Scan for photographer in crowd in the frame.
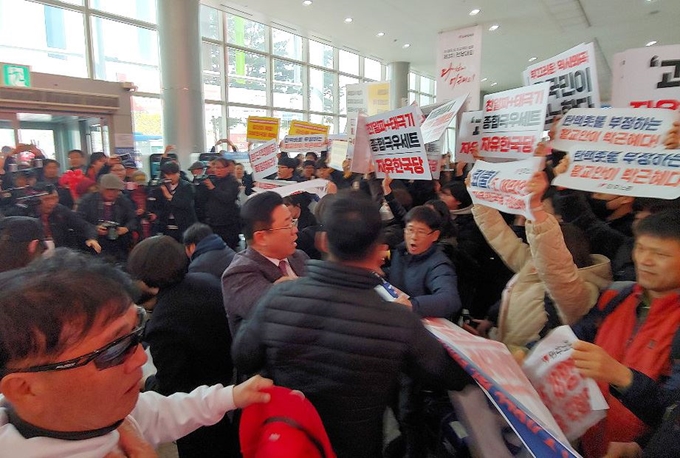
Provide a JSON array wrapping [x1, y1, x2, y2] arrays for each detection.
[[147, 161, 197, 242]]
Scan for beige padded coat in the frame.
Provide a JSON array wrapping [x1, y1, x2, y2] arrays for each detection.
[[472, 205, 612, 347]]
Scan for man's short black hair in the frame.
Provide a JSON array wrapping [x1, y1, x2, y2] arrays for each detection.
[[160, 161, 180, 175], [89, 152, 107, 165], [127, 236, 188, 288], [0, 249, 133, 375], [405, 206, 441, 231], [635, 209, 680, 243], [241, 191, 284, 241], [305, 152, 319, 161], [302, 160, 316, 168], [322, 191, 382, 261], [441, 182, 472, 208], [43, 159, 60, 168], [315, 159, 329, 170], [183, 223, 214, 246], [68, 149, 85, 158]]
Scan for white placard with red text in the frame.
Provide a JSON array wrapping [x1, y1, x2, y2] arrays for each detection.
[[611, 45, 680, 111], [248, 139, 279, 181], [421, 94, 468, 144], [366, 106, 432, 180], [468, 157, 544, 219], [436, 26, 482, 110], [523, 326, 608, 442], [456, 110, 482, 163], [481, 83, 550, 160], [523, 43, 601, 128], [426, 135, 446, 180], [552, 107, 679, 152], [281, 135, 327, 153]]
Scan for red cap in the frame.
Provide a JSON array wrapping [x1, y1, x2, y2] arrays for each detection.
[[240, 386, 336, 458]]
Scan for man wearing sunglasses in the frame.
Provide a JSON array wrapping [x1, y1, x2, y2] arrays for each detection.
[[0, 248, 272, 457]]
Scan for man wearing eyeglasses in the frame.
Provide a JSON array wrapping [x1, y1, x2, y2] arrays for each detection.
[[222, 191, 308, 337], [0, 249, 272, 457]]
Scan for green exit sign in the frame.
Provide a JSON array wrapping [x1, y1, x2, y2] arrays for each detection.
[[1, 63, 31, 88]]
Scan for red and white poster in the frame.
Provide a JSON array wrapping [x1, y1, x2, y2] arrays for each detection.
[[523, 43, 601, 128], [611, 44, 680, 111], [350, 113, 373, 174], [281, 134, 327, 153], [480, 83, 550, 160], [365, 106, 431, 180], [421, 94, 468, 144], [523, 326, 608, 441], [248, 139, 279, 181], [436, 25, 482, 110], [467, 157, 544, 219], [456, 110, 482, 163]]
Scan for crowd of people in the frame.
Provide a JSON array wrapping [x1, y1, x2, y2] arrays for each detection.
[[1, 126, 680, 458]]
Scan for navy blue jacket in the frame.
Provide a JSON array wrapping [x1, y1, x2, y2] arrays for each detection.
[[189, 234, 236, 279]]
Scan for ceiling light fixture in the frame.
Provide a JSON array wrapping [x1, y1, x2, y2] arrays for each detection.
[[402, 43, 411, 49], [481, 78, 488, 82], [469, 9, 480, 16], [646, 40, 657, 47], [302, 0, 312, 5], [344, 17, 353, 23], [490, 82, 497, 86], [376, 32, 385, 37], [489, 24, 499, 31], [529, 57, 537, 62]]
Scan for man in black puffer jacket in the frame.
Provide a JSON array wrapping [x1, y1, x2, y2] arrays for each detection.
[[183, 223, 236, 279], [233, 191, 472, 458]]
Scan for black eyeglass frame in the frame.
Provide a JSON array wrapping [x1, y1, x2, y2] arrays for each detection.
[[3, 306, 146, 375]]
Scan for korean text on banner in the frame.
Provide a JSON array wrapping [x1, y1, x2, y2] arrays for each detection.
[[523, 326, 608, 442], [611, 44, 680, 111], [281, 135, 327, 153], [456, 111, 482, 163], [552, 108, 678, 152], [246, 116, 280, 143], [426, 136, 446, 180], [436, 25, 482, 110], [288, 120, 330, 136], [346, 83, 367, 115], [421, 94, 468, 144], [523, 43, 601, 128], [248, 139, 279, 181], [468, 157, 544, 219], [480, 83, 550, 160], [367, 82, 391, 115], [424, 318, 580, 458], [329, 139, 349, 171], [366, 106, 432, 180]]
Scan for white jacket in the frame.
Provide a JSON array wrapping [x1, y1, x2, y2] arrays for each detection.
[[0, 384, 235, 458]]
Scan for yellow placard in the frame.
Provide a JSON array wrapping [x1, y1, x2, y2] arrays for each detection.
[[247, 116, 281, 142], [367, 82, 391, 116], [288, 120, 330, 136]]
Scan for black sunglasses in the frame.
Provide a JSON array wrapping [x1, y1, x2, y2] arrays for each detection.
[[4, 307, 146, 375]]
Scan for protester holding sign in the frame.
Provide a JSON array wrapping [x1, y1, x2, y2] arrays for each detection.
[[468, 171, 612, 347]]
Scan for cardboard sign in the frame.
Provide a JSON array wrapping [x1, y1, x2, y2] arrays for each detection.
[[523, 43, 601, 128], [611, 44, 680, 111], [456, 110, 483, 163], [552, 108, 679, 152], [426, 135, 446, 180], [436, 25, 482, 110], [288, 120, 330, 136], [329, 139, 349, 171], [481, 83, 550, 160], [248, 139, 279, 181], [523, 326, 608, 441], [468, 157, 544, 219], [281, 135, 327, 153], [421, 94, 468, 144], [346, 82, 391, 115], [424, 318, 579, 458], [247, 116, 280, 142], [366, 106, 432, 180]]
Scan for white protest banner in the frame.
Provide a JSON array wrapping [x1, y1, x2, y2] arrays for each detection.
[[252, 178, 293, 191], [350, 113, 373, 174], [481, 83, 550, 160], [523, 43, 600, 128], [424, 318, 579, 458], [346, 82, 391, 115], [248, 139, 279, 181], [366, 106, 431, 180], [468, 157, 544, 219], [552, 144, 680, 199], [263, 178, 330, 199], [329, 139, 349, 171], [456, 110, 482, 163], [421, 94, 468, 144], [426, 135, 446, 180], [523, 326, 608, 442], [552, 108, 679, 152], [611, 44, 680, 111], [281, 134, 327, 153], [436, 25, 482, 110]]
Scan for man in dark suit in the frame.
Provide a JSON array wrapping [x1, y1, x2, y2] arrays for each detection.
[[221, 191, 308, 336]]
